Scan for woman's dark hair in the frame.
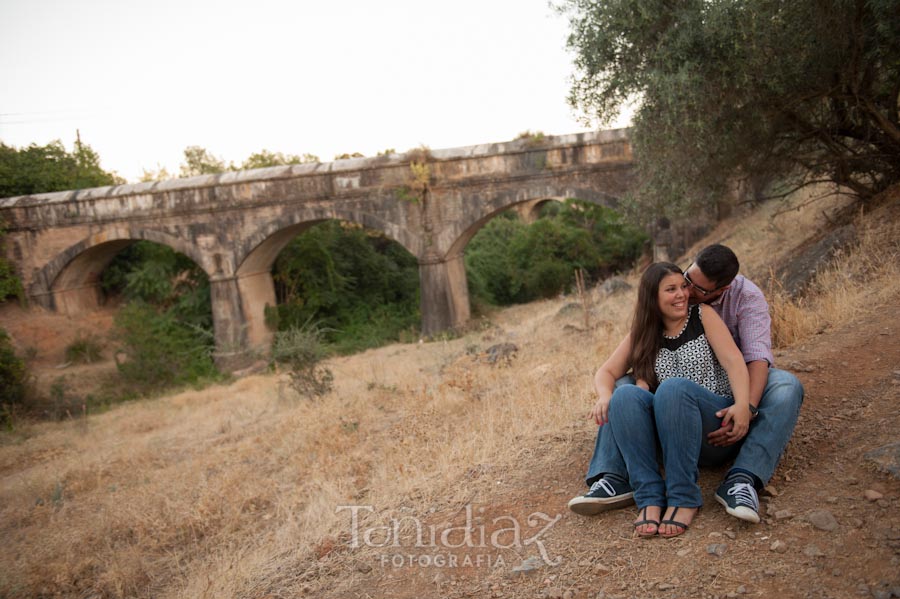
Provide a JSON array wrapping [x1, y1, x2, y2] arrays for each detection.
[[630, 262, 683, 389], [695, 244, 739, 288]]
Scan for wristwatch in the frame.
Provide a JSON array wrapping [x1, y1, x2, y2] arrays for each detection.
[[748, 404, 759, 418]]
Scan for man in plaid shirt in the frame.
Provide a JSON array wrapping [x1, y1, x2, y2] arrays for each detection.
[[569, 244, 804, 523]]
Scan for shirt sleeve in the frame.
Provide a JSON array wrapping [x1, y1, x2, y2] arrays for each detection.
[[735, 283, 775, 365]]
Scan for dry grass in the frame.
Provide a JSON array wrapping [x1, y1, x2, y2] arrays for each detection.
[[0, 186, 897, 598], [768, 215, 900, 347], [0, 307, 625, 597]]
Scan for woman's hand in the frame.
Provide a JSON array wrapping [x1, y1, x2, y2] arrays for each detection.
[[591, 333, 634, 427], [590, 395, 612, 426], [717, 403, 751, 441], [635, 379, 650, 391]]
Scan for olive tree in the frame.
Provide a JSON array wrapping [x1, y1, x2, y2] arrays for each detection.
[[559, 0, 900, 219]]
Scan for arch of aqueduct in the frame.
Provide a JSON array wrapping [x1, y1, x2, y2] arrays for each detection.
[[0, 128, 634, 370]]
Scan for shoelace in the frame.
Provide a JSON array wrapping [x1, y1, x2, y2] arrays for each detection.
[[727, 482, 759, 509], [589, 478, 617, 496]]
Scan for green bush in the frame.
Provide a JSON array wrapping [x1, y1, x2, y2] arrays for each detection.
[[0, 328, 26, 404], [102, 241, 212, 329], [272, 221, 420, 353], [523, 259, 573, 299], [0, 220, 23, 303], [465, 201, 646, 306], [464, 215, 524, 305], [100, 242, 218, 397], [328, 303, 421, 354], [65, 334, 103, 364], [113, 302, 218, 392], [0, 258, 22, 303]]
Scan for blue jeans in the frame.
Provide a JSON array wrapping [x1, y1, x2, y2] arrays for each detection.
[[602, 380, 728, 508], [605, 384, 665, 508], [584, 369, 804, 504]]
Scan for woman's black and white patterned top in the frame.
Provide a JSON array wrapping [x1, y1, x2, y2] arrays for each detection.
[[655, 304, 732, 397]]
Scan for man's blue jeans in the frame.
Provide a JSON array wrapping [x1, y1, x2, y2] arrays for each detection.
[[583, 369, 803, 506]]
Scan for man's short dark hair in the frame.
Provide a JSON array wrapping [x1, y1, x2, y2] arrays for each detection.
[[695, 244, 739, 287]]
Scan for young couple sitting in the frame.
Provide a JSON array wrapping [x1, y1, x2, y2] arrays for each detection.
[[568, 245, 803, 537]]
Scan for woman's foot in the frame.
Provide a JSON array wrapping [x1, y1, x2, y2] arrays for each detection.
[[659, 506, 698, 538], [633, 505, 662, 537]]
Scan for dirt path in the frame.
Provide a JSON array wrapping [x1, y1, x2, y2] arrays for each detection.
[[323, 297, 900, 599]]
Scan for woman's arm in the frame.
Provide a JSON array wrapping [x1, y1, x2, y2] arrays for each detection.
[[590, 333, 633, 426], [701, 306, 752, 440]]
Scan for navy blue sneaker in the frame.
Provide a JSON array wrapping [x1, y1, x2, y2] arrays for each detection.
[[715, 478, 761, 523], [567, 476, 635, 516]]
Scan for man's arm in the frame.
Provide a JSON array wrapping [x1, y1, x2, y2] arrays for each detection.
[[708, 359, 768, 447], [747, 360, 769, 408], [708, 277, 773, 447], [731, 278, 775, 367]]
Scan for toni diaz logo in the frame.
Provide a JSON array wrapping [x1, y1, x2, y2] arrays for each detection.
[[336, 504, 562, 567]]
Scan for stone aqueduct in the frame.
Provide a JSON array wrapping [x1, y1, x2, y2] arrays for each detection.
[[0, 128, 634, 370]]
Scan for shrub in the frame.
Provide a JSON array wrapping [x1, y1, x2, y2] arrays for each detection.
[[0, 328, 26, 404], [272, 221, 419, 352], [0, 219, 23, 303], [464, 215, 525, 305], [113, 302, 218, 392], [102, 241, 211, 324], [271, 324, 334, 398], [65, 334, 104, 364], [523, 259, 573, 299], [102, 242, 217, 397]]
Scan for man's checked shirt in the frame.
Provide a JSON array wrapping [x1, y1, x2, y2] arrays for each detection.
[[707, 274, 775, 366]]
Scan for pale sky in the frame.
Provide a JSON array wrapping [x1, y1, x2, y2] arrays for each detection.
[[0, 0, 630, 184]]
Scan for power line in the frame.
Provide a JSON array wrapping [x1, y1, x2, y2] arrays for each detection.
[[0, 108, 97, 116]]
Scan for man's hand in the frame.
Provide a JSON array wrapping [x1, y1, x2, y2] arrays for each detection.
[[708, 405, 754, 446], [707, 421, 739, 447]]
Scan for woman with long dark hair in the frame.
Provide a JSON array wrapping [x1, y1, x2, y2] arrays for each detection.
[[586, 262, 751, 537]]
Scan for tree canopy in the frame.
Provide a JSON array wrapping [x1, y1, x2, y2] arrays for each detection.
[[178, 146, 229, 178], [0, 137, 121, 303], [560, 0, 900, 217], [141, 148, 321, 181], [166, 146, 321, 179], [0, 138, 123, 198], [241, 149, 320, 170]]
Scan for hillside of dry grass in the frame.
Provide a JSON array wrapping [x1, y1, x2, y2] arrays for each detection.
[[1, 186, 898, 598]]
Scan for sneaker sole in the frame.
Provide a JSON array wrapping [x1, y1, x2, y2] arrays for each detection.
[[715, 494, 761, 524], [567, 493, 635, 516]]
